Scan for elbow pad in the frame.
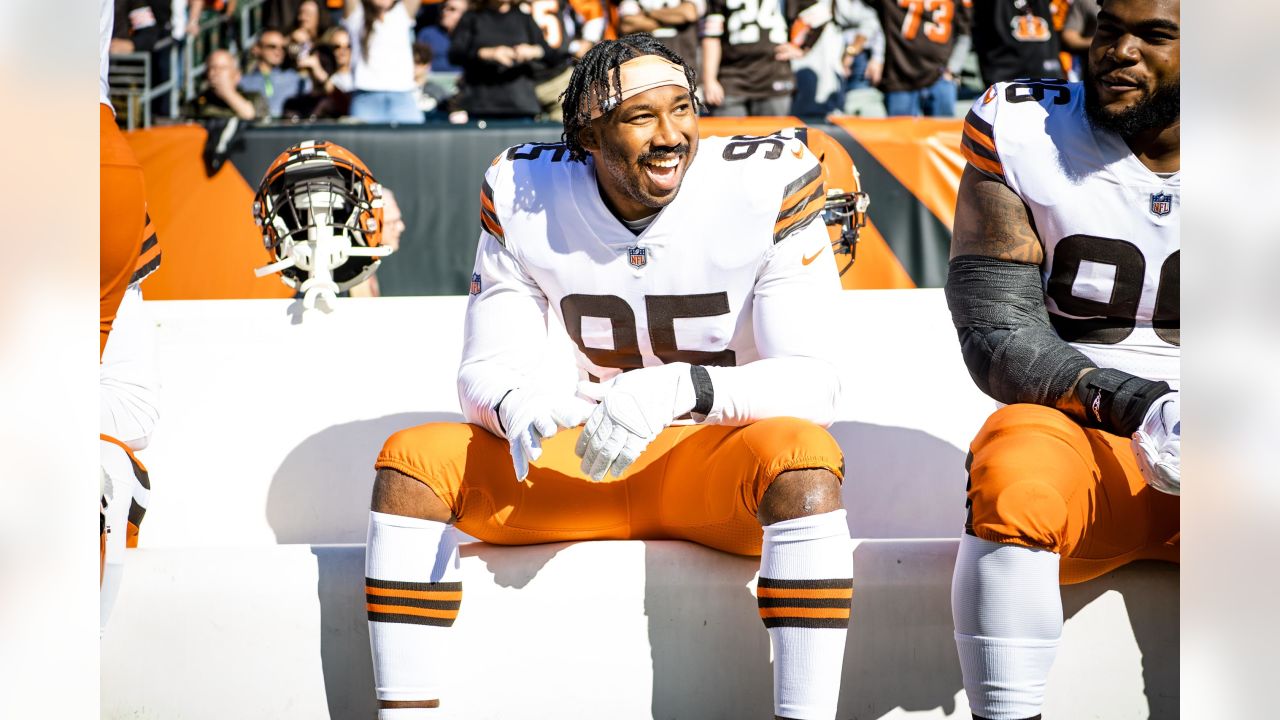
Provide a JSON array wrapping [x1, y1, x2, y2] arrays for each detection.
[[945, 255, 1096, 407]]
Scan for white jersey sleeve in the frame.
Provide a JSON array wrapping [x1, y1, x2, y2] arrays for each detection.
[[457, 156, 551, 438], [700, 141, 843, 426]]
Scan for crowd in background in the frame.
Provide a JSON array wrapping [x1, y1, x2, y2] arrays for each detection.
[[112, 0, 1100, 125]]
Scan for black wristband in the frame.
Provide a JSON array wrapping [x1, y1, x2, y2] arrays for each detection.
[[690, 365, 714, 416], [1075, 368, 1170, 437], [494, 388, 515, 434]]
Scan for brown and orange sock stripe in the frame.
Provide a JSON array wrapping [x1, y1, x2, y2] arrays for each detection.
[[756, 577, 853, 629], [366, 579, 462, 627]]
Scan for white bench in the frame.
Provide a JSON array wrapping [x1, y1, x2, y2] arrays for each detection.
[[101, 291, 1178, 719]]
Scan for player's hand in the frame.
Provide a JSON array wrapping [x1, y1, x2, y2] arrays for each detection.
[[703, 78, 725, 107], [498, 388, 594, 482], [1131, 391, 1180, 495], [575, 363, 695, 481]]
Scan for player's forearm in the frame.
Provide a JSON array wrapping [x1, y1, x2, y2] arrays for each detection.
[[457, 362, 520, 438], [945, 256, 1169, 436], [700, 356, 841, 427]]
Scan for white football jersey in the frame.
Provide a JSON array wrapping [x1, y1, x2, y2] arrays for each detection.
[[459, 131, 842, 431], [962, 80, 1179, 388]]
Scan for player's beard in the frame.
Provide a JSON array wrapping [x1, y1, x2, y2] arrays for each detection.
[[598, 139, 691, 211], [1085, 72, 1180, 138]]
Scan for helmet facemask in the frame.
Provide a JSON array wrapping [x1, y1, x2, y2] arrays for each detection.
[[254, 142, 392, 311], [822, 188, 870, 277]]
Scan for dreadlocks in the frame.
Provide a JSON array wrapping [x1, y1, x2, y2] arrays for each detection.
[[560, 34, 701, 163]]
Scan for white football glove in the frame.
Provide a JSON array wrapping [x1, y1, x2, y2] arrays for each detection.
[[498, 388, 595, 482], [575, 363, 696, 481], [1131, 391, 1180, 496]]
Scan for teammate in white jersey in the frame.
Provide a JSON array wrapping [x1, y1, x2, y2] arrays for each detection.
[[943, 1, 1180, 718], [366, 34, 854, 720]]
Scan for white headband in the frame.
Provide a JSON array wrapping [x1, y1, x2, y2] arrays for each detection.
[[590, 55, 691, 119]]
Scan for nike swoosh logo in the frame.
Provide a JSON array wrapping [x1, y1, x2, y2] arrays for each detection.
[[791, 146, 804, 159], [802, 249, 823, 265]]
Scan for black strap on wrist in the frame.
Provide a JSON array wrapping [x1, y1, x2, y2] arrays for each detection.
[[1074, 368, 1170, 437], [690, 365, 714, 416], [494, 388, 515, 434]]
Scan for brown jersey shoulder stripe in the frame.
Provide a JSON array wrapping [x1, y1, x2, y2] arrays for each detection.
[[480, 179, 506, 244], [782, 163, 822, 200], [961, 113, 1004, 179], [961, 143, 1005, 180], [777, 180, 826, 224], [963, 110, 996, 146], [774, 166, 826, 244], [773, 203, 824, 245]]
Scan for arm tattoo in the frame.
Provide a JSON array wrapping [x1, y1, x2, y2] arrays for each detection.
[[950, 167, 1044, 265]]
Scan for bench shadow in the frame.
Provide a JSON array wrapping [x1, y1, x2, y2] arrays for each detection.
[[644, 542, 772, 719], [1061, 560, 1180, 719], [826, 421, 970, 539], [266, 412, 463, 545], [272, 413, 568, 720]]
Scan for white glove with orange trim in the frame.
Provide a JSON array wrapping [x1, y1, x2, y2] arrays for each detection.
[[1131, 391, 1180, 496], [575, 363, 696, 481], [497, 388, 594, 482]]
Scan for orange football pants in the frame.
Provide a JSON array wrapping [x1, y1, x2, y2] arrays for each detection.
[[100, 103, 147, 359], [377, 417, 845, 557], [967, 404, 1179, 585]]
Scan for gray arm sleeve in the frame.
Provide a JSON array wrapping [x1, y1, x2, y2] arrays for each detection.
[[944, 255, 1097, 406]]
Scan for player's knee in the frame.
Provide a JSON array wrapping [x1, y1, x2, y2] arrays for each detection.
[[373, 424, 471, 521], [966, 404, 1087, 552], [759, 467, 843, 526], [968, 443, 1073, 553], [744, 418, 845, 525], [968, 476, 1068, 552], [371, 467, 454, 522]]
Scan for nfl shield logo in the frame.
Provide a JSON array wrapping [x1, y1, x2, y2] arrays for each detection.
[[628, 246, 648, 268], [1149, 192, 1172, 217], [469, 273, 482, 295]]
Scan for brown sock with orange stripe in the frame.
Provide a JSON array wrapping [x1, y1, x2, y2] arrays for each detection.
[[366, 511, 462, 718], [758, 509, 853, 720]]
